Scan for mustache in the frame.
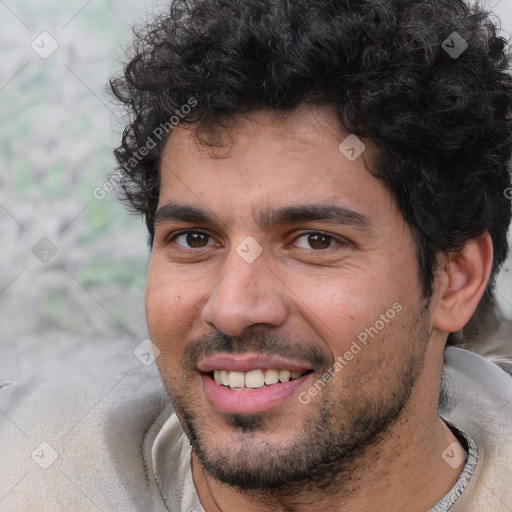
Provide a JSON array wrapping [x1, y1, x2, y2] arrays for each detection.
[[181, 331, 332, 370]]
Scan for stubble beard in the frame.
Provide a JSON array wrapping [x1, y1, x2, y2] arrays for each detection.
[[160, 307, 431, 499]]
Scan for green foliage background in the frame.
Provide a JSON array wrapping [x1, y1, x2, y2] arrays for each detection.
[[0, 1, 156, 343]]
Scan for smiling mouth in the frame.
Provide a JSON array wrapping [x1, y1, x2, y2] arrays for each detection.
[[208, 369, 314, 391]]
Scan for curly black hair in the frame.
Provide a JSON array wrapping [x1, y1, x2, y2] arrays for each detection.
[[110, 0, 512, 302]]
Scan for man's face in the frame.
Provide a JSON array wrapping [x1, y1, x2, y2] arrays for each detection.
[[146, 107, 432, 491]]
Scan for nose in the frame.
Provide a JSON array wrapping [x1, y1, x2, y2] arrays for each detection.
[[201, 246, 289, 337]]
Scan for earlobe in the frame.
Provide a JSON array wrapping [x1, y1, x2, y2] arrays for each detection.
[[432, 233, 493, 333]]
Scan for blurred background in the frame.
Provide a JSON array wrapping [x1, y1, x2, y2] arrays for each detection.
[[0, 0, 511, 373], [0, 1, 160, 361]]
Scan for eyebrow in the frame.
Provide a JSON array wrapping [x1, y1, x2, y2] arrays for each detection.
[[257, 204, 372, 232], [155, 203, 216, 226], [154, 202, 373, 233]]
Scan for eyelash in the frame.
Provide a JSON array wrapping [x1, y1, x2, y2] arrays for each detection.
[[166, 229, 348, 253]]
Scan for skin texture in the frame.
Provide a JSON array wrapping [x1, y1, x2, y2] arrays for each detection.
[[145, 106, 493, 511]]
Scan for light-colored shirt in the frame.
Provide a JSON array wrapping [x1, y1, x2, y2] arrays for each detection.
[[1, 345, 511, 511]]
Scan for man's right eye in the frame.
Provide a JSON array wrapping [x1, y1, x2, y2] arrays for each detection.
[[170, 230, 218, 250]]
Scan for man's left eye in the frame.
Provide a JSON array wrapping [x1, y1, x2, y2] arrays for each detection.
[[292, 232, 343, 250]]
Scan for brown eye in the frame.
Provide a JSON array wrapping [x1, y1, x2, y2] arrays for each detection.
[[293, 232, 337, 250], [173, 231, 215, 249], [308, 234, 332, 249]]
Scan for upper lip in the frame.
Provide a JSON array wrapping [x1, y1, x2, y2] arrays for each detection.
[[197, 354, 313, 373]]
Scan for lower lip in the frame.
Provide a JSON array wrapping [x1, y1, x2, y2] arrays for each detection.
[[201, 373, 314, 414]]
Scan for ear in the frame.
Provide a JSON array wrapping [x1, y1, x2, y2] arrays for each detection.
[[431, 233, 493, 333]]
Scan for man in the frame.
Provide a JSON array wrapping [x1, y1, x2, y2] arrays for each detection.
[[110, 0, 512, 509], [1, 0, 512, 511]]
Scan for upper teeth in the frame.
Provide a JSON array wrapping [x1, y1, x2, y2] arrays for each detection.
[[213, 369, 304, 389]]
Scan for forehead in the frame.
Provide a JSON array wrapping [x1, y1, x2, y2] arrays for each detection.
[[157, 106, 394, 226]]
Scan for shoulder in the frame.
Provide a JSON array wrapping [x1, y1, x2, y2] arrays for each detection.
[[441, 347, 512, 511], [441, 346, 512, 437], [0, 332, 170, 512], [443, 345, 512, 396]]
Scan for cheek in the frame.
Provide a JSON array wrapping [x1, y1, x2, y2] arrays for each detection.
[[288, 268, 379, 321], [145, 264, 200, 354], [286, 265, 414, 357]]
